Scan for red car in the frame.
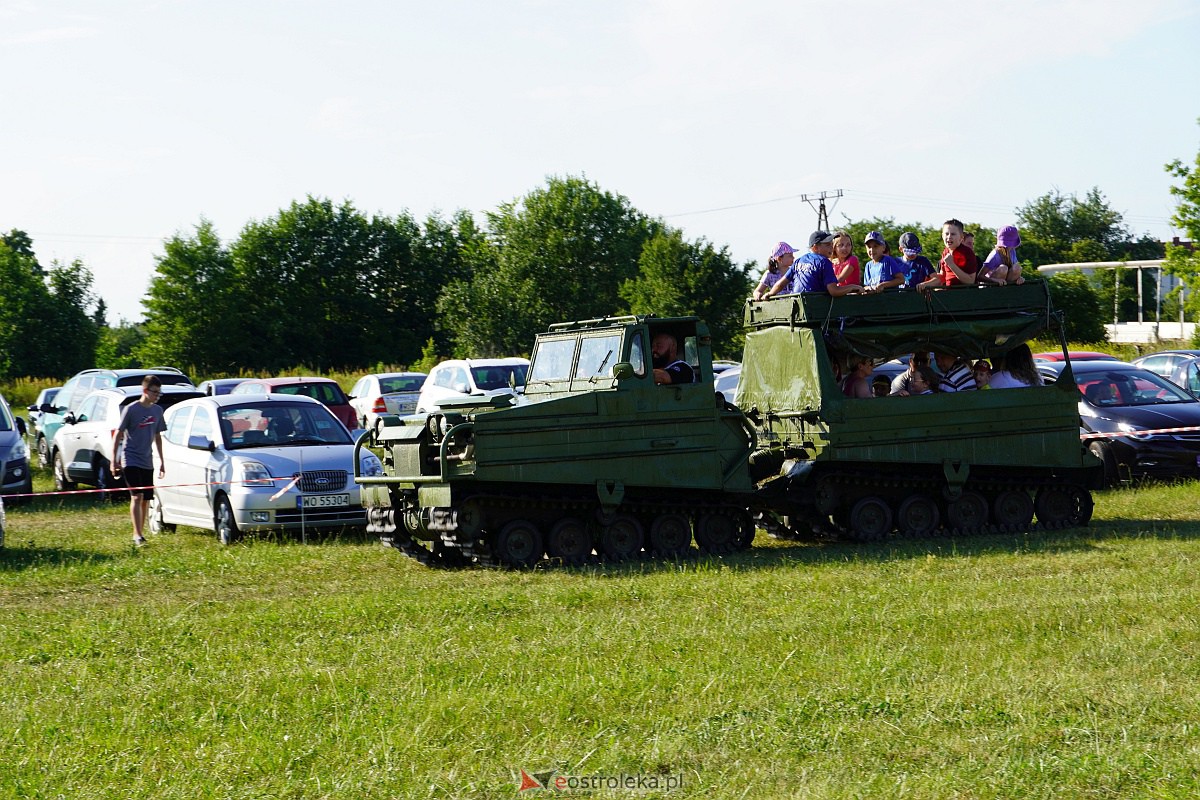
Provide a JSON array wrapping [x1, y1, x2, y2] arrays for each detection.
[[230, 377, 357, 430], [1032, 351, 1122, 363]]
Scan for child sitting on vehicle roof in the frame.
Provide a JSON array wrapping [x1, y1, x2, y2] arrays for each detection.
[[861, 231, 907, 293], [978, 226, 1024, 286]]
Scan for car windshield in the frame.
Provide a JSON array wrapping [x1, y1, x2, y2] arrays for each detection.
[[1077, 369, 1195, 407], [272, 382, 349, 405], [379, 376, 424, 393], [471, 364, 528, 390], [219, 403, 353, 449]]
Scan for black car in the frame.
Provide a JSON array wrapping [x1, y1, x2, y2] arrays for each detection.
[[1130, 349, 1200, 399], [1037, 360, 1200, 485]]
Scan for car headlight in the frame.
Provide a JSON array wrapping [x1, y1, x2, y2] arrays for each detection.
[[359, 452, 384, 477], [4, 437, 28, 462], [239, 460, 275, 487], [1118, 422, 1155, 441]]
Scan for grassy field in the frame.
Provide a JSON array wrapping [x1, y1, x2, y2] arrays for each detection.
[[2, 473, 1200, 799]]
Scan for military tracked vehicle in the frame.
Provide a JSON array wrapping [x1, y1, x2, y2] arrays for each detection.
[[356, 281, 1098, 567], [356, 316, 758, 567], [740, 281, 1098, 541]]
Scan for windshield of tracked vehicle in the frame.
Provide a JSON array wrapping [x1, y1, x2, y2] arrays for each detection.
[[471, 364, 528, 390], [219, 402, 353, 449], [529, 338, 576, 382], [575, 334, 621, 379]]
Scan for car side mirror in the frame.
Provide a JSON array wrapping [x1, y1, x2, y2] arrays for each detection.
[[612, 362, 635, 380], [15, 417, 27, 437], [187, 434, 215, 452], [453, 382, 470, 394], [64, 413, 77, 425]]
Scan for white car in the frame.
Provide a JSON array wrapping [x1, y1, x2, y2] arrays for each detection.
[[416, 358, 529, 413], [150, 394, 383, 544], [348, 372, 426, 430]]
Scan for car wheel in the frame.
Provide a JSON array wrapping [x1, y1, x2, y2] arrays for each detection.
[[214, 495, 241, 546], [37, 436, 49, 469], [149, 494, 176, 534], [53, 451, 77, 492]]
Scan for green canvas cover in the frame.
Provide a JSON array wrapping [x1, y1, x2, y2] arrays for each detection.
[[737, 326, 827, 414]]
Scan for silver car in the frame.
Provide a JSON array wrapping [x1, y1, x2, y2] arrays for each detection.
[[150, 394, 383, 544], [348, 372, 426, 430]]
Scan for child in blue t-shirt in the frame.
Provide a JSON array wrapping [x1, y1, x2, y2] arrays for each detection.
[[861, 231, 906, 293]]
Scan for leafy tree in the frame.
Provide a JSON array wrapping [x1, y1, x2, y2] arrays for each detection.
[[443, 176, 655, 356], [45, 260, 101, 375], [138, 220, 240, 372], [95, 321, 147, 369], [1015, 187, 1163, 266], [0, 241, 50, 378], [1047, 270, 1107, 343], [620, 229, 752, 357], [1, 229, 41, 273], [1164, 121, 1200, 325]]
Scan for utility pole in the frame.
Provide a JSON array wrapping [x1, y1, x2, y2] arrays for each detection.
[[800, 190, 843, 231]]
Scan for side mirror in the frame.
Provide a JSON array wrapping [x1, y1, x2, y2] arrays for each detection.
[[187, 434, 215, 452], [612, 362, 635, 380], [64, 413, 77, 425], [453, 382, 471, 394], [15, 417, 27, 437], [41, 403, 54, 413]]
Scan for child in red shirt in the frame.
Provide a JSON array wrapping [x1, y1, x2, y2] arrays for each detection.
[[919, 218, 978, 291]]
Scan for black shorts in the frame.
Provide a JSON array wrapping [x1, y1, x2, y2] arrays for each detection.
[[122, 466, 155, 500]]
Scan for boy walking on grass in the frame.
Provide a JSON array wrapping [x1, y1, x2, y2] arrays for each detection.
[[112, 375, 166, 547]]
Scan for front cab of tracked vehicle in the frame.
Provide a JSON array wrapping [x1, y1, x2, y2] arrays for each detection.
[[356, 316, 758, 565]]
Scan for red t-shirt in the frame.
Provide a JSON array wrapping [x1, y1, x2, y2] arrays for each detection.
[[938, 245, 978, 286]]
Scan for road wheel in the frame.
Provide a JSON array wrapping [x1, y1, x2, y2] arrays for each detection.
[[37, 436, 50, 469], [214, 495, 241, 545], [649, 512, 692, 557], [946, 490, 988, 533], [993, 490, 1034, 528], [1087, 441, 1119, 487], [149, 494, 176, 534], [53, 451, 77, 492], [896, 495, 940, 538], [494, 519, 544, 568], [546, 517, 592, 566], [848, 496, 892, 541], [695, 511, 738, 554], [599, 514, 644, 561], [1035, 485, 1094, 527]]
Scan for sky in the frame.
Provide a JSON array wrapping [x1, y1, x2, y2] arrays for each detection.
[[2, 0, 1198, 324]]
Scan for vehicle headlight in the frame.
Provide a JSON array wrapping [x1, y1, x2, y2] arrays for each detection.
[[239, 460, 275, 487], [359, 452, 384, 477], [4, 437, 28, 462], [1118, 422, 1155, 441]]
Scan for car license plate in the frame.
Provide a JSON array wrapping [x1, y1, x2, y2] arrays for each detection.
[[299, 493, 350, 509]]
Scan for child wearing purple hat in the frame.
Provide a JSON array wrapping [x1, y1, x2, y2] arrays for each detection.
[[979, 226, 1023, 285], [752, 242, 796, 300]]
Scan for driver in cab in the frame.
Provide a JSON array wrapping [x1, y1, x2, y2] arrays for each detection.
[[651, 332, 697, 385]]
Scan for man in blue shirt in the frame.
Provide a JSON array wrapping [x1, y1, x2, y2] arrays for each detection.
[[766, 231, 862, 298]]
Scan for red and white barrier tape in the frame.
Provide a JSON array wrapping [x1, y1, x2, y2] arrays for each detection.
[[0, 475, 301, 502]]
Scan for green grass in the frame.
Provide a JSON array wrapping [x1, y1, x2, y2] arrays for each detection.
[[3, 475, 1200, 799]]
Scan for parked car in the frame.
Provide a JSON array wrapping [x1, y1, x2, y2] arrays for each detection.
[[230, 377, 357, 430], [712, 360, 740, 375], [416, 358, 529, 413], [150, 394, 383, 544], [715, 365, 741, 404], [26, 386, 60, 436], [1038, 360, 1200, 485], [197, 378, 246, 396], [1033, 350, 1121, 363], [34, 367, 194, 469], [348, 372, 427, 430], [1131, 350, 1200, 398], [49, 385, 205, 493], [1, 392, 32, 501]]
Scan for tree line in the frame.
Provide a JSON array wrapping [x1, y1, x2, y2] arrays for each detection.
[[2, 166, 1196, 382]]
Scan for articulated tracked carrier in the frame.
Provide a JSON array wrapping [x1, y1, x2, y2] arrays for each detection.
[[356, 281, 1098, 566]]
